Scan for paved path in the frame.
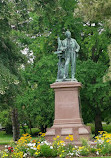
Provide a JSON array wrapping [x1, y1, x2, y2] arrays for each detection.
[[0, 145, 5, 150]]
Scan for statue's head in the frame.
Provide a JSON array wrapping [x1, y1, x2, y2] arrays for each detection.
[[65, 30, 71, 39]]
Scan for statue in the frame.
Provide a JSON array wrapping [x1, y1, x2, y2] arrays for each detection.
[[55, 30, 80, 82]]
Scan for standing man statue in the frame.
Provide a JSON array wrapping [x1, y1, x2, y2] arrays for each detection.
[[55, 30, 80, 81], [62, 30, 80, 81]]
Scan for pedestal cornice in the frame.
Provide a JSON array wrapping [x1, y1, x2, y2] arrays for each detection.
[[50, 81, 82, 89]]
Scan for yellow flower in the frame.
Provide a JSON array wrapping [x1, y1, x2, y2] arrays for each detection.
[[70, 137, 74, 141], [41, 133, 45, 137], [56, 135, 60, 138], [37, 144, 40, 150], [69, 135, 74, 141], [35, 151, 40, 156], [79, 146, 84, 150], [57, 142, 60, 146], [12, 151, 23, 158], [65, 136, 69, 140], [106, 139, 110, 143], [2, 152, 8, 158], [60, 140, 64, 144], [39, 132, 42, 135], [17, 133, 31, 145]]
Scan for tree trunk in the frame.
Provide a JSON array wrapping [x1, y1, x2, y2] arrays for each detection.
[[95, 107, 103, 136], [40, 125, 47, 133], [28, 118, 32, 135], [11, 108, 20, 141]]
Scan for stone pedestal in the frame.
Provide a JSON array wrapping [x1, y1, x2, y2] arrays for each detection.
[[45, 81, 91, 143]]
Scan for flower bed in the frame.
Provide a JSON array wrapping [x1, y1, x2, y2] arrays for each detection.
[[1, 131, 111, 158]]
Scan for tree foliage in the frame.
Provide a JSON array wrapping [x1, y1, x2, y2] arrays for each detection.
[[75, 0, 111, 28]]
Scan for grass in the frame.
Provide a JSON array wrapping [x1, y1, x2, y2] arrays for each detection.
[[0, 129, 40, 145], [87, 123, 111, 134], [20, 127, 40, 136], [0, 131, 13, 145]]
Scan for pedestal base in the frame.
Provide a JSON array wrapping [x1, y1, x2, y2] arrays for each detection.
[[45, 81, 91, 143], [46, 124, 91, 143]]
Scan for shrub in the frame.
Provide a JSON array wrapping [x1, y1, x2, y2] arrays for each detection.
[[40, 144, 57, 157]]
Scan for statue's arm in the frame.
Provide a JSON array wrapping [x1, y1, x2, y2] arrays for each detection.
[[75, 40, 80, 53]]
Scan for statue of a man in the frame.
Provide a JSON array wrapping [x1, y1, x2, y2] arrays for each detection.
[[62, 30, 80, 80], [55, 30, 80, 81]]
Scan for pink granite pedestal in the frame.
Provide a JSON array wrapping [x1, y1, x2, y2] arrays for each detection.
[[45, 81, 91, 143]]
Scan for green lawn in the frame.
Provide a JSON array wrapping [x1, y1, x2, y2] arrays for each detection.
[[0, 131, 39, 145], [0, 131, 13, 145], [87, 123, 111, 134]]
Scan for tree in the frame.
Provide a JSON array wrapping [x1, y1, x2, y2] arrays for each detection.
[[75, 0, 111, 28], [76, 60, 111, 135], [15, 0, 84, 132], [75, 0, 111, 79], [16, 55, 57, 132], [0, 0, 31, 140], [74, 0, 111, 135]]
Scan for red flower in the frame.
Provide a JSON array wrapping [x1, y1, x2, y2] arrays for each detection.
[[8, 147, 12, 150], [8, 147, 13, 151], [32, 140, 36, 143]]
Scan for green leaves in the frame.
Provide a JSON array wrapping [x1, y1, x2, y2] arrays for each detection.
[[75, 0, 111, 25], [76, 59, 110, 123]]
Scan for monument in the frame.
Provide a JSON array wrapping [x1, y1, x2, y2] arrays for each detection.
[[45, 30, 91, 143]]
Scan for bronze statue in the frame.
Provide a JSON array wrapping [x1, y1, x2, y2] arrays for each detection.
[[55, 30, 80, 82]]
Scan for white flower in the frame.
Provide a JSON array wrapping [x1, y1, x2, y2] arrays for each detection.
[[50, 146, 53, 149], [41, 140, 51, 145], [32, 143, 36, 146], [4, 149, 8, 152], [96, 151, 99, 155], [23, 153, 27, 157], [97, 139, 104, 144], [30, 147, 37, 150], [27, 143, 33, 147], [67, 152, 74, 156], [75, 151, 80, 157]]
